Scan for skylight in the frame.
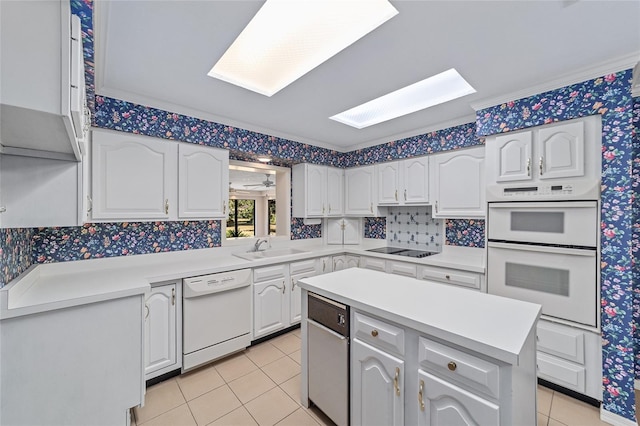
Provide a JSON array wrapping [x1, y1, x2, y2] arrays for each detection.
[[208, 0, 398, 97], [330, 68, 477, 129]]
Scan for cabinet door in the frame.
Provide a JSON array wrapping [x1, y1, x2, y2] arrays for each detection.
[[327, 167, 344, 216], [361, 256, 386, 272], [178, 143, 229, 218], [92, 131, 176, 220], [343, 218, 361, 244], [327, 219, 344, 245], [332, 255, 346, 271], [493, 131, 533, 182], [352, 339, 404, 426], [432, 147, 485, 218], [537, 120, 584, 180], [403, 157, 429, 204], [306, 164, 327, 217], [320, 256, 333, 274], [144, 284, 177, 378], [254, 279, 287, 338], [418, 370, 499, 426], [377, 162, 400, 205], [290, 272, 317, 324], [345, 166, 375, 215], [346, 255, 360, 268]]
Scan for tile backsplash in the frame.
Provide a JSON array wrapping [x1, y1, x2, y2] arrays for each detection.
[[386, 206, 442, 252]]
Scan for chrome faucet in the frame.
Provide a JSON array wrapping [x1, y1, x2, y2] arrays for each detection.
[[254, 238, 269, 252]]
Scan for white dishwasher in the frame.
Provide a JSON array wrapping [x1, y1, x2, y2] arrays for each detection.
[[183, 269, 252, 371]]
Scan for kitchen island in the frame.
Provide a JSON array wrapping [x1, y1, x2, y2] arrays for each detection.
[[298, 268, 541, 426]]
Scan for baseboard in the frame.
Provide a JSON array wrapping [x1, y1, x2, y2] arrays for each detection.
[[600, 408, 637, 426]]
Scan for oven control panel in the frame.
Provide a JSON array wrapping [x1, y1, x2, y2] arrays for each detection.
[[486, 179, 600, 201]]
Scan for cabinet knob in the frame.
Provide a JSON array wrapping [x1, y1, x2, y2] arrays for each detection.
[[371, 329, 379, 337], [447, 361, 457, 371], [526, 157, 531, 177], [171, 288, 175, 305], [539, 157, 544, 176], [445, 275, 451, 280]]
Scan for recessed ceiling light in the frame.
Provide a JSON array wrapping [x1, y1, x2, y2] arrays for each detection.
[[329, 68, 477, 129], [208, 0, 398, 96], [257, 156, 271, 163]]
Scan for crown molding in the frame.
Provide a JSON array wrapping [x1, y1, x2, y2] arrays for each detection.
[[632, 61, 640, 98], [471, 52, 640, 111]]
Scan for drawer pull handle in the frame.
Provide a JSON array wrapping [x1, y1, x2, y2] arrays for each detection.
[[394, 367, 400, 396], [445, 275, 451, 280], [418, 379, 425, 411], [144, 304, 149, 319], [447, 361, 457, 371], [371, 329, 379, 337]]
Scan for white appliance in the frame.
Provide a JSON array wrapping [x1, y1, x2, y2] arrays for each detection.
[[487, 201, 598, 327], [183, 269, 252, 371]]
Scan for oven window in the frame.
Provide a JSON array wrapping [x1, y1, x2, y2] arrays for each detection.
[[510, 211, 564, 233], [505, 263, 569, 296]]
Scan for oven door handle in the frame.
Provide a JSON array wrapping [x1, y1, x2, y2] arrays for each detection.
[[487, 241, 596, 257]]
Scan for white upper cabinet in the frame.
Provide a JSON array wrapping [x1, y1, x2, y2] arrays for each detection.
[[92, 131, 176, 220], [487, 118, 590, 185], [538, 120, 585, 180], [493, 131, 533, 182], [92, 130, 228, 222], [292, 164, 343, 218], [431, 146, 485, 218], [0, 1, 88, 160], [326, 166, 344, 216], [344, 165, 378, 216], [178, 143, 229, 219], [377, 156, 429, 205]]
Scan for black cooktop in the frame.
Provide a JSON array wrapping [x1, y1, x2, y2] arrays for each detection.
[[366, 247, 437, 259]]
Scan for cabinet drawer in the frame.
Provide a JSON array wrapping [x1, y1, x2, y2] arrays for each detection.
[[537, 352, 586, 394], [360, 256, 386, 272], [418, 337, 500, 399], [253, 264, 288, 283], [418, 266, 481, 290], [353, 311, 404, 356], [386, 261, 417, 278], [290, 258, 319, 276], [536, 321, 585, 364]]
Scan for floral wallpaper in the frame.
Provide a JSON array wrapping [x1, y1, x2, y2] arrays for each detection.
[[477, 70, 637, 422], [31, 221, 220, 263], [340, 122, 481, 167], [445, 219, 485, 248], [364, 217, 386, 239], [0, 229, 33, 287], [633, 97, 639, 381]]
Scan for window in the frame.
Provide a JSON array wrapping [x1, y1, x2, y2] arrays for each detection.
[[226, 161, 290, 242], [226, 199, 256, 238]]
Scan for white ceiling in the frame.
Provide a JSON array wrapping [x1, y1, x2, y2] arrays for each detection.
[[95, 1, 640, 152]]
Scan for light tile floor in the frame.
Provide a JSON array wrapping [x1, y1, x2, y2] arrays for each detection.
[[134, 328, 628, 426]]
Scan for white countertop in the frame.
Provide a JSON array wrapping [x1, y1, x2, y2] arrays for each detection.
[[298, 268, 540, 365], [0, 240, 485, 320]]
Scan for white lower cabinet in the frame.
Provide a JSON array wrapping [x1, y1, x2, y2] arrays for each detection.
[[319, 256, 333, 274], [418, 370, 499, 426], [350, 310, 535, 426], [360, 256, 386, 272], [351, 338, 405, 426], [386, 260, 417, 278], [290, 258, 322, 324], [254, 264, 290, 339], [418, 265, 484, 291], [332, 255, 360, 271], [144, 282, 181, 380], [535, 319, 602, 400]]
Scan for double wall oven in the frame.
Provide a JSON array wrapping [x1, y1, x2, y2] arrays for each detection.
[[487, 200, 598, 327]]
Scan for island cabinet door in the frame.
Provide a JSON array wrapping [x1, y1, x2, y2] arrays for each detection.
[[352, 339, 404, 426], [417, 370, 499, 426]]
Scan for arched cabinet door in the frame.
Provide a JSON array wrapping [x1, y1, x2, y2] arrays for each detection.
[[537, 120, 584, 180], [493, 131, 533, 183], [351, 339, 404, 426]]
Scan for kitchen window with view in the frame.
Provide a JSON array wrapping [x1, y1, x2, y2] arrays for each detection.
[[226, 161, 289, 240]]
